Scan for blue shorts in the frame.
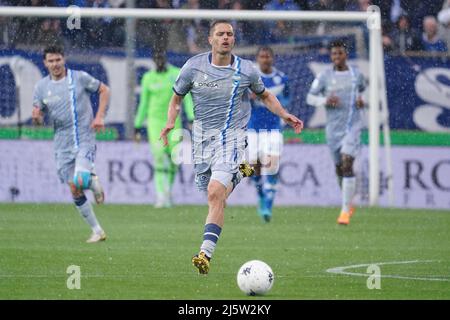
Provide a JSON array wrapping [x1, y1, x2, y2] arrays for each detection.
[[55, 145, 96, 184]]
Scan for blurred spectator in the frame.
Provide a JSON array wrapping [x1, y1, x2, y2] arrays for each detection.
[[229, 1, 250, 45], [389, 14, 422, 53], [311, 0, 348, 36], [8, 0, 58, 47], [180, 0, 209, 53], [311, 0, 346, 11], [84, 0, 125, 48], [53, 0, 87, 5], [36, 18, 63, 46], [217, 0, 232, 8], [355, 0, 371, 11], [136, 0, 173, 53], [438, 0, 450, 52], [263, 0, 300, 43], [421, 15, 448, 52]]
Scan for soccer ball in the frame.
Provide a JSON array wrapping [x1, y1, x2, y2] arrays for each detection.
[[236, 260, 274, 296]]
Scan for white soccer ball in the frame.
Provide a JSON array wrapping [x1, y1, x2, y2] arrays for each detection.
[[237, 260, 274, 296]]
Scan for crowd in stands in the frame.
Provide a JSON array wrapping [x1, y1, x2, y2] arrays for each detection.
[[0, 0, 449, 55]]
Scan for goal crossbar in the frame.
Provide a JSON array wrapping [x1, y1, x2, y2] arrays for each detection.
[[0, 7, 372, 21]]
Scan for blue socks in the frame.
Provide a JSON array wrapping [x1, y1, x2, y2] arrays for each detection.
[[200, 223, 222, 259], [263, 174, 278, 211]]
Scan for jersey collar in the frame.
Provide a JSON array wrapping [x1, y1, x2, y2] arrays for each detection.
[[208, 52, 236, 68]]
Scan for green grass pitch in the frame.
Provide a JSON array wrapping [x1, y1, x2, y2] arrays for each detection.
[[0, 203, 449, 299]]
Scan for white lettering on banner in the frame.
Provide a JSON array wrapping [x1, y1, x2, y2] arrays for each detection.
[[414, 67, 450, 132], [0, 141, 449, 209]]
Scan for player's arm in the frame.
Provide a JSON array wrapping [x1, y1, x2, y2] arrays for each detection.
[[32, 83, 45, 126], [356, 72, 367, 109], [162, 60, 193, 143], [306, 74, 327, 108], [306, 73, 335, 108], [183, 92, 195, 123], [160, 93, 183, 146], [32, 106, 44, 126], [258, 90, 303, 134], [91, 83, 110, 132], [134, 74, 151, 141]]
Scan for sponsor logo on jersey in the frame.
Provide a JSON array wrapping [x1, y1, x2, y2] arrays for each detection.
[[193, 81, 219, 88]]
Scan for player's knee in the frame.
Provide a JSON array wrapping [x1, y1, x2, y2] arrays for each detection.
[[73, 171, 91, 190], [69, 183, 84, 198], [261, 155, 279, 175], [335, 165, 343, 178], [207, 183, 226, 205], [73, 194, 87, 207], [341, 154, 355, 177]]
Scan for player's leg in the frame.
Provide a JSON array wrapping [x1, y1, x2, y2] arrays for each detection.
[[259, 130, 283, 222], [165, 131, 183, 207], [248, 130, 265, 214], [192, 170, 236, 274], [340, 153, 356, 215], [71, 148, 107, 241], [150, 141, 170, 208], [69, 182, 106, 243], [337, 128, 361, 225], [335, 164, 343, 189], [73, 146, 104, 204]]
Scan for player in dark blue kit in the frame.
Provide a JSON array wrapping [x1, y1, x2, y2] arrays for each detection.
[[247, 46, 290, 222]]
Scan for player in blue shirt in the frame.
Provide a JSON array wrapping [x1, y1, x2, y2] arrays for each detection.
[[247, 46, 290, 222]]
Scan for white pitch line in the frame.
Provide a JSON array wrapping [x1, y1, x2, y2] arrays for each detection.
[[326, 260, 450, 282]]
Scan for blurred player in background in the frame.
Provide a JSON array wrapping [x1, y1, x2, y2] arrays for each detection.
[[134, 51, 194, 208], [248, 46, 290, 222], [161, 21, 303, 274], [32, 45, 110, 242], [306, 40, 366, 225]]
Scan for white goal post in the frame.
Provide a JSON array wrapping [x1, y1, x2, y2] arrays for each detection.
[[0, 6, 392, 207]]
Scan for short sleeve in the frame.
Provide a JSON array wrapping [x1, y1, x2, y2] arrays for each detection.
[[79, 71, 101, 93], [308, 72, 326, 95], [249, 64, 265, 95], [173, 60, 193, 96]]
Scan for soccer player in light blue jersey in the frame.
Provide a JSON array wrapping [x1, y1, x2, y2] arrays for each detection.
[[160, 21, 303, 274], [32, 45, 110, 243], [248, 46, 290, 222], [307, 40, 367, 225]]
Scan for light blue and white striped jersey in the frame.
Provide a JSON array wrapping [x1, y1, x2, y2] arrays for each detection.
[[173, 52, 265, 145], [33, 69, 100, 154], [248, 66, 290, 131], [308, 66, 366, 147]]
